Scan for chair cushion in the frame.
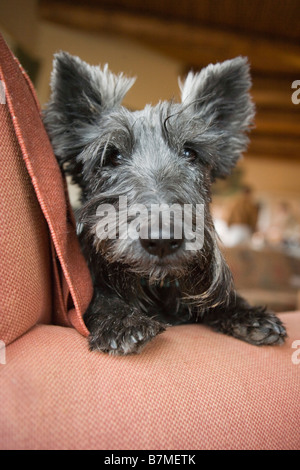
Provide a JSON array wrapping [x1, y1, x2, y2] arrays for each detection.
[[0, 34, 93, 344], [0, 83, 52, 345], [0, 312, 299, 450]]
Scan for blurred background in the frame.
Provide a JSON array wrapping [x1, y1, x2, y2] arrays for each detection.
[[1, 0, 300, 311]]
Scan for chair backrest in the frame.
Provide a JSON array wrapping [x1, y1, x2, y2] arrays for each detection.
[[0, 34, 93, 345]]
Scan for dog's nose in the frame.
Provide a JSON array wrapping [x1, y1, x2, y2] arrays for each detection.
[[140, 236, 183, 257]]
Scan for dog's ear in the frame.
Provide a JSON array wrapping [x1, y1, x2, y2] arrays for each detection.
[[43, 52, 135, 166], [179, 57, 255, 179]]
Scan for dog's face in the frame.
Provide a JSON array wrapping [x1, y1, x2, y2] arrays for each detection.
[[44, 53, 254, 282]]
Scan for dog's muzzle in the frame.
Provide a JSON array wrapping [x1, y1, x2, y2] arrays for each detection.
[[139, 222, 183, 258], [140, 235, 183, 258]]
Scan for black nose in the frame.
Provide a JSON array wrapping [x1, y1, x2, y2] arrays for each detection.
[[140, 236, 183, 257]]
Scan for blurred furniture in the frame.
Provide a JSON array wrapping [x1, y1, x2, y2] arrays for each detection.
[[223, 246, 300, 312], [1, 35, 300, 451]]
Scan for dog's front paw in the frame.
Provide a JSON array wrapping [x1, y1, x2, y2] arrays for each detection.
[[88, 308, 166, 355], [233, 313, 287, 346]]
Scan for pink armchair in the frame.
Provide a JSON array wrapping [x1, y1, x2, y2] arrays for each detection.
[[0, 35, 299, 450]]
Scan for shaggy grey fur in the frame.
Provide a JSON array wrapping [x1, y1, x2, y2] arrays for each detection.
[[43, 53, 286, 355]]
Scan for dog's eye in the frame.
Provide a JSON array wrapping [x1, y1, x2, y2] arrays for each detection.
[[105, 147, 123, 167], [182, 147, 197, 162]]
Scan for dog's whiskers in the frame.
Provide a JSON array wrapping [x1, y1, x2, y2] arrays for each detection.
[[43, 52, 286, 355]]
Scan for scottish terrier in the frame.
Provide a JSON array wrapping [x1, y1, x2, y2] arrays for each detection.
[[44, 52, 286, 355]]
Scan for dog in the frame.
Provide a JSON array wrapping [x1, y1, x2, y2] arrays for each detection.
[[44, 52, 287, 355]]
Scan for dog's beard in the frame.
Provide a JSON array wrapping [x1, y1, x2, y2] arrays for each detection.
[[80, 191, 233, 309], [90, 212, 201, 279], [92, 236, 196, 282], [89, 216, 233, 312]]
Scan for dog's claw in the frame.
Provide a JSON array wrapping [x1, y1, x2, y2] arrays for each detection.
[[130, 335, 138, 343], [136, 331, 144, 341], [88, 308, 165, 355], [110, 339, 117, 349], [232, 315, 287, 346]]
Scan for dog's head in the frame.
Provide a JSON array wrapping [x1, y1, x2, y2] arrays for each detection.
[[44, 53, 254, 285]]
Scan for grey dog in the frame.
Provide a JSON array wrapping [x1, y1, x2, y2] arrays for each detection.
[[44, 53, 286, 355]]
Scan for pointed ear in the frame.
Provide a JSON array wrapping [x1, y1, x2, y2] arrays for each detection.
[[43, 52, 135, 163], [179, 57, 255, 179]]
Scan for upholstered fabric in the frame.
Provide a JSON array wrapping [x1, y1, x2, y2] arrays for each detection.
[[0, 35, 299, 451], [0, 34, 93, 342], [0, 91, 52, 345], [223, 246, 300, 311], [223, 246, 299, 292], [0, 312, 299, 450]]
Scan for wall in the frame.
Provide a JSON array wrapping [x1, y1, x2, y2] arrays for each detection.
[[241, 157, 300, 199], [36, 21, 182, 109], [0, 0, 38, 53], [1, 0, 299, 204]]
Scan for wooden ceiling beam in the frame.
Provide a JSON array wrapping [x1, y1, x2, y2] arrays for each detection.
[[38, 1, 300, 161], [251, 76, 298, 112], [39, 1, 300, 75], [248, 134, 300, 159], [254, 112, 300, 137]]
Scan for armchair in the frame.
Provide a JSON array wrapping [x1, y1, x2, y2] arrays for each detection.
[[0, 35, 299, 450]]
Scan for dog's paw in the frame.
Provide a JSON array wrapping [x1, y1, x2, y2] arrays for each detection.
[[88, 309, 166, 355], [232, 314, 287, 346]]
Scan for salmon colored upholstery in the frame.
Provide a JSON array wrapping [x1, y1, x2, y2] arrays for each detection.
[[0, 314, 300, 450], [0, 34, 92, 344], [0, 36, 300, 450], [0, 95, 52, 345]]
